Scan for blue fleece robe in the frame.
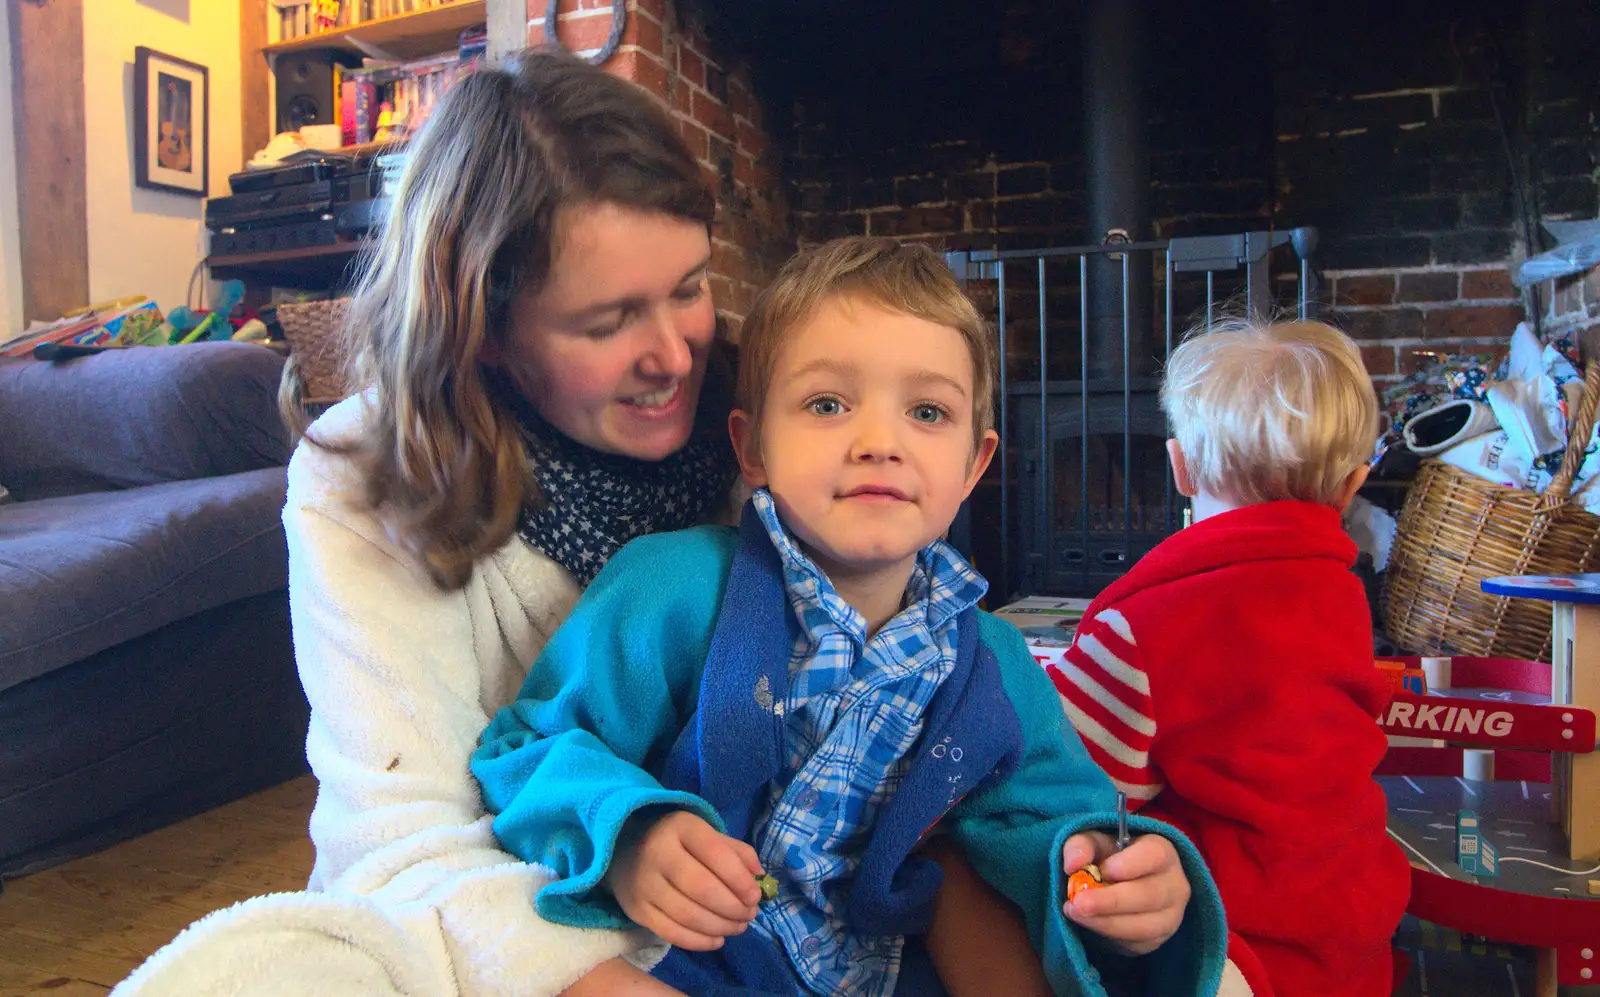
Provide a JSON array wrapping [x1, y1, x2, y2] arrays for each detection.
[[472, 505, 1228, 997]]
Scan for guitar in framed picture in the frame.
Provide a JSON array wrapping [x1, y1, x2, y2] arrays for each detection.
[[134, 47, 208, 197]]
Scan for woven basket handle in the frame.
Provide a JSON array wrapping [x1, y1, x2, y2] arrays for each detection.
[[1541, 358, 1600, 507]]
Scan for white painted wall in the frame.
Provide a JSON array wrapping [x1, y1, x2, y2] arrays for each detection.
[[0, 8, 25, 339], [82, 0, 242, 314]]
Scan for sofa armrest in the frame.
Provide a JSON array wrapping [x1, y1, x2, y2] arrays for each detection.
[[0, 342, 291, 501]]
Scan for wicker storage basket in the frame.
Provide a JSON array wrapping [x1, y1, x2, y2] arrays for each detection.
[[276, 298, 352, 404], [1384, 359, 1600, 662]]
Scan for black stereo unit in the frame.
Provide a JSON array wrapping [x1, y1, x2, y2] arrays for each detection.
[[206, 180, 334, 229], [210, 151, 398, 261], [209, 218, 340, 257], [228, 160, 333, 194], [335, 197, 389, 236]]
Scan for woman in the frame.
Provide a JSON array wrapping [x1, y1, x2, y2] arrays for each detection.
[[282, 48, 738, 995], [281, 46, 1081, 997]]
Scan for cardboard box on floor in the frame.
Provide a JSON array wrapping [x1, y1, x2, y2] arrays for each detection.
[[991, 596, 1092, 670]]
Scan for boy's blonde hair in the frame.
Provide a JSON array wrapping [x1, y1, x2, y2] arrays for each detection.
[[1160, 318, 1377, 506], [736, 237, 997, 447]]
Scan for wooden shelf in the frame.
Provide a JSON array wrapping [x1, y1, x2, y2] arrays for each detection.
[[264, 1, 486, 61], [207, 241, 368, 289]]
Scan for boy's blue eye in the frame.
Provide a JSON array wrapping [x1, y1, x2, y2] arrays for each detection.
[[910, 404, 946, 424], [807, 397, 844, 416]]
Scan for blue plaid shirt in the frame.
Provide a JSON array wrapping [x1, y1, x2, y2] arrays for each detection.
[[747, 488, 989, 997]]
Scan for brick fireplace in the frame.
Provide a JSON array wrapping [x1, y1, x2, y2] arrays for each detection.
[[526, 0, 1600, 597]]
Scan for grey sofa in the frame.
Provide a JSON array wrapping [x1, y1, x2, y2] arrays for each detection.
[[0, 342, 309, 878]]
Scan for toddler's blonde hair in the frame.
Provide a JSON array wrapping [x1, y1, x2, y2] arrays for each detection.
[[1160, 317, 1377, 506]]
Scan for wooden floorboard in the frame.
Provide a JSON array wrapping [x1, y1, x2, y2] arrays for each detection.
[[0, 950, 110, 997], [0, 775, 316, 993]]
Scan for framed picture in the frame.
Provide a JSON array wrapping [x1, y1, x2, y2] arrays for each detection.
[[134, 47, 208, 197]]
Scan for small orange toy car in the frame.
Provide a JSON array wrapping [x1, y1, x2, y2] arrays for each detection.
[[1066, 862, 1107, 903]]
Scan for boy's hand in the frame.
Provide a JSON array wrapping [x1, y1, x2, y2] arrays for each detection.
[[606, 810, 764, 951], [1061, 832, 1190, 956]]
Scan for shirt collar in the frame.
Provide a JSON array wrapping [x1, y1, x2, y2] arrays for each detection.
[[749, 488, 987, 637]]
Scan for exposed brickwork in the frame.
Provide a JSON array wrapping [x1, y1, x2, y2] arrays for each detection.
[[1275, 0, 1600, 376], [1330, 266, 1521, 388], [788, 2, 1273, 261], [1538, 267, 1600, 341], [525, 0, 1599, 369], [525, 0, 791, 327]]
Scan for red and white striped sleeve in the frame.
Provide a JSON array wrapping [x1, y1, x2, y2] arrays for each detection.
[[1044, 608, 1163, 807]]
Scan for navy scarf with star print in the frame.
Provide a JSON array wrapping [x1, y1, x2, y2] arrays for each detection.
[[509, 351, 739, 587]]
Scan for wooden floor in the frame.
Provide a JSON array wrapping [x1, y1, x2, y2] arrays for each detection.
[[0, 776, 317, 996]]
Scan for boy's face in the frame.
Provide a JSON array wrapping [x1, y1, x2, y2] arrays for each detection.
[[730, 295, 998, 583]]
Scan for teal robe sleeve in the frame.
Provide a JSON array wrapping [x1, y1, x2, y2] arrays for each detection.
[[470, 526, 738, 929], [947, 612, 1229, 997]]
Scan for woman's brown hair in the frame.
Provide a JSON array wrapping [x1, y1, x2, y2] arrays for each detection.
[[284, 47, 715, 590]]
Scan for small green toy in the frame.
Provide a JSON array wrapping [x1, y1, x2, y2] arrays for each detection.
[[756, 874, 779, 902]]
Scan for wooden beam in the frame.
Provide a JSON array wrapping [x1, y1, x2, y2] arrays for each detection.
[[240, 0, 270, 162], [486, 0, 527, 62], [1562, 601, 1600, 861], [10, 0, 88, 323]]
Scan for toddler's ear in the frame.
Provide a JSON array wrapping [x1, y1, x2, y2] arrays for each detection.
[[1166, 439, 1198, 498], [1333, 463, 1370, 511], [728, 409, 769, 489]]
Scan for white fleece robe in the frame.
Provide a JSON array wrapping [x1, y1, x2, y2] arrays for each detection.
[[112, 396, 663, 997]]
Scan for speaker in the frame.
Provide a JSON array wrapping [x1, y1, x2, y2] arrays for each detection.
[[274, 51, 359, 133]]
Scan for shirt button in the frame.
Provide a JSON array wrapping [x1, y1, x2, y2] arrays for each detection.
[[799, 788, 821, 809], [801, 936, 822, 957]]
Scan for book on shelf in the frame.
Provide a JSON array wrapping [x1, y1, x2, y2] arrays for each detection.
[[341, 74, 378, 145], [339, 47, 481, 144], [270, 2, 471, 48]]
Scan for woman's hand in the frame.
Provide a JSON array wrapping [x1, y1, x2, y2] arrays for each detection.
[[607, 810, 764, 951], [1060, 831, 1190, 956]]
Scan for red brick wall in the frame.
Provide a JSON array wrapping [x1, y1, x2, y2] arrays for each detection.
[[786, 1, 1598, 389], [1278, 0, 1600, 383], [788, 5, 1274, 256], [524, 0, 791, 328], [1327, 266, 1521, 388], [1330, 262, 1596, 394]]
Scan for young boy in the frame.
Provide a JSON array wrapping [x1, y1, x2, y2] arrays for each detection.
[[1047, 318, 1410, 997], [471, 238, 1230, 997]]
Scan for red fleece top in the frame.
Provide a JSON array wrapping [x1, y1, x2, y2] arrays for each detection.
[[1046, 501, 1409, 997]]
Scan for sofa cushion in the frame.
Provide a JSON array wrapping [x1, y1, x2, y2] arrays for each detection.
[[0, 466, 289, 693], [0, 591, 306, 878], [0, 342, 290, 501]]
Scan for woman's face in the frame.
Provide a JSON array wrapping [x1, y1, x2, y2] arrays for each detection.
[[499, 202, 715, 461]]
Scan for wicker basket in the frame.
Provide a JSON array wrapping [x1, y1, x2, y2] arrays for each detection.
[[276, 298, 352, 404], [1384, 359, 1600, 662]]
